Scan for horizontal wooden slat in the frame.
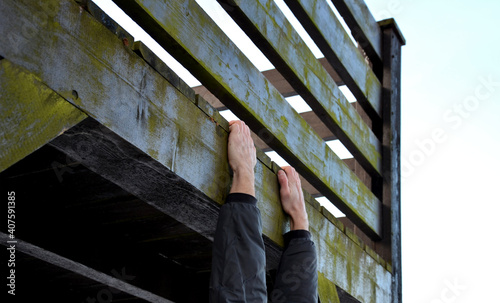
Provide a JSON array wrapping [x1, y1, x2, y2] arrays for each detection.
[[218, 0, 381, 176], [194, 56, 344, 105], [0, 60, 87, 172], [330, 0, 383, 69], [0, 233, 173, 302], [260, 58, 345, 99], [0, 0, 391, 299], [113, 0, 381, 238], [193, 58, 343, 110], [285, 0, 383, 121]]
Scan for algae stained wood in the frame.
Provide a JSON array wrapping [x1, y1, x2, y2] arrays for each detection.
[[113, 0, 382, 239], [218, 0, 381, 176], [380, 20, 405, 303], [285, 0, 383, 121], [0, 232, 173, 303], [0, 60, 87, 171], [330, 0, 383, 69], [0, 0, 403, 301]]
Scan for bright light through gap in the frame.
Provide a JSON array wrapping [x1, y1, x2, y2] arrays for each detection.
[[219, 110, 240, 122], [286, 95, 312, 113], [274, 0, 323, 58], [316, 197, 345, 217], [92, 0, 200, 87], [326, 140, 353, 159], [265, 151, 289, 168], [339, 86, 357, 103]]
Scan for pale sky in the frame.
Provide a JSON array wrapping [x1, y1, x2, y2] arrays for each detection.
[[94, 0, 500, 301], [364, 0, 500, 302]]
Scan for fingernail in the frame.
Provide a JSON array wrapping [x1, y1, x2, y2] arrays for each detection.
[[278, 170, 284, 175]]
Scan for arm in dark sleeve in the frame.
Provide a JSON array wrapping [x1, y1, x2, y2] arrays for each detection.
[[209, 193, 267, 303], [271, 230, 318, 303]]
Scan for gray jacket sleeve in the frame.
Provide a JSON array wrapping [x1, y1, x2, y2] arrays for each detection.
[[209, 193, 267, 303], [271, 230, 318, 303]]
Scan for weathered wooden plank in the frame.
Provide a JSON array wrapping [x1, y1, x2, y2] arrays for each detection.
[[0, 1, 391, 299], [51, 116, 390, 302], [318, 273, 341, 303], [192, 88, 338, 150], [0, 60, 87, 172], [330, 0, 383, 71], [219, 0, 381, 176], [263, 58, 345, 97], [285, 0, 383, 123], [379, 18, 405, 303], [0, 232, 173, 302], [84, 0, 135, 47], [193, 58, 343, 109], [112, 0, 382, 238], [132, 41, 195, 102]]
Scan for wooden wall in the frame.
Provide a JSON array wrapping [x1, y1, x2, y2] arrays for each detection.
[[0, 0, 404, 301]]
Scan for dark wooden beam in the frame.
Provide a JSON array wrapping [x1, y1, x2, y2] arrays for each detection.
[[0, 232, 173, 302], [48, 117, 391, 301], [378, 18, 405, 303]]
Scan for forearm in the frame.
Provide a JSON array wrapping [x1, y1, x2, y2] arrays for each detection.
[[210, 193, 266, 302], [271, 231, 318, 302]]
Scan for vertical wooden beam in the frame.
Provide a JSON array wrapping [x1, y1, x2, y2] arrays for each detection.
[[379, 18, 405, 303]]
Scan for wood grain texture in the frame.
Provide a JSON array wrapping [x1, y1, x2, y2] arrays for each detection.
[[285, 0, 383, 123], [193, 57, 344, 109], [0, 232, 173, 302], [330, 0, 383, 72], [379, 19, 405, 303], [0, 60, 87, 172], [218, 0, 382, 176], [112, 0, 382, 238], [0, 0, 393, 300]]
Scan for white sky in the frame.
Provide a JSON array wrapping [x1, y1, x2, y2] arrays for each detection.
[[93, 0, 500, 301], [363, 1, 500, 302]]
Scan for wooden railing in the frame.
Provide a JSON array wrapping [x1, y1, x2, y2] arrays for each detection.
[[0, 0, 404, 302]]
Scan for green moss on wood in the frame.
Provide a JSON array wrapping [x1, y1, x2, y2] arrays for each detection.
[[0, 60, 87, 172], [0, 0, 393, 300], [318, 272, 341, 303]]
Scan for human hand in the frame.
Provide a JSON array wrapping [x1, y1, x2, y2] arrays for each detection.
[[277, 166, 309, 231], [228, 120, 256, 196]]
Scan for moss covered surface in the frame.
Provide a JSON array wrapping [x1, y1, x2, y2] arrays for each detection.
[[114, 0, 382, 238], [0, 0, 393, 301], [0, 60, 87, 172]]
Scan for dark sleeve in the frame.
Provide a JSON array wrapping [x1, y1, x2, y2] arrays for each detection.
[[209, 193, 267, 303], [271, 230, 318, 303]]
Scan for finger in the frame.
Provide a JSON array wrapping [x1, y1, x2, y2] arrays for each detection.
[[295, 169, 301, 184], [277, 169, 289, 191], [284, 167, 298, 187], [229, 122, 240, 134], [243, 122, 250, 138], [284, 167, 296, 185]]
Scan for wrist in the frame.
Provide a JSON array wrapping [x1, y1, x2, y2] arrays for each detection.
[[290, 213, 309, 231], [230, 170, 255, 196]]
